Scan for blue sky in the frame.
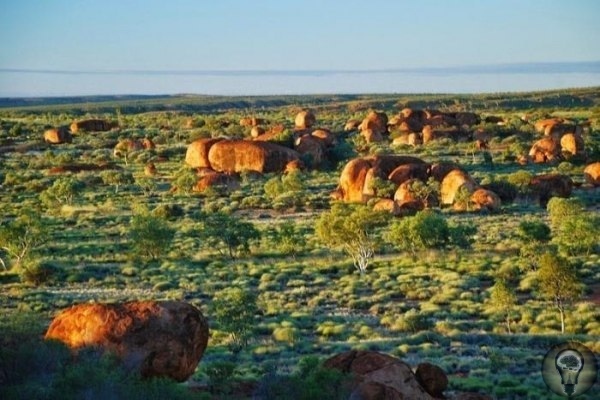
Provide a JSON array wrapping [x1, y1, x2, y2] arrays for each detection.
[[1, 0, 599, 96]]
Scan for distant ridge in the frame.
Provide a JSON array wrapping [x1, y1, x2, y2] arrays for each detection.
[[2, 61, 600, 77]]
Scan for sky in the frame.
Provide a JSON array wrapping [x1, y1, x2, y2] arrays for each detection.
[[1, 0, 599, 96]]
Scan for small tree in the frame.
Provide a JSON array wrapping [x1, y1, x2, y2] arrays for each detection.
[[128, 209, 176, 260], [40, 177, 83, 207], [265, 221, 307, 258], [199, 212, 260, 259], [172, 167, 197, 195], [315, 204, 387, 275], [546, 197, 584, 229], [537, 253, 583, 334], [489, 279, 517, 334], [554, 213, 600, 256], [211, 287, 258, 352], [386, 210, 474, 254], [0, 211, 49, 270], [100, 170, 134, 193], [517, 219, 552, 271]]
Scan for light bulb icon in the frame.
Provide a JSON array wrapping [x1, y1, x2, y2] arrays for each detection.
[[555, 349, 584, 397]]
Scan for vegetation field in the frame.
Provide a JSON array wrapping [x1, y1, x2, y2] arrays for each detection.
[[0, 88, 599, 399]]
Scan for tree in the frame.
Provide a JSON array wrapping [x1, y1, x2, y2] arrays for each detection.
[[546, 197, 584, 229], [172, 167, 197, 195], [546, 198, 598, 255], [537, 253, 583, 334], [553, 213, 600, 256], [489, 279, 517, 334], [265, 221, 307, 258], [100, 170, 134, 193], [199, 212, 260, 259], [211, 287, 258, 352], [128, 209, 176, 260], [315, 204, 387, 275], [517, 219, 552, 271], [39, 177, 83, 207], [0, 210, 49, 270], [385, 210, 474, 254]]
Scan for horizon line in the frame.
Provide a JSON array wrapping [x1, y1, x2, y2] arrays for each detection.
[[2, 61, 600, 77]]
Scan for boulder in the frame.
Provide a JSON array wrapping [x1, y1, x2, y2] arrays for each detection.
[[294, 134, 327, 167], [422, 125, 436, 144], [484, 115, 504, 124], [529, 174, 573, 206], [335, 155, 426, 203], [284, 159, 304, 174], [344, 119, 361, 132], [208, 140, 299, 173], [528, 137, 560, 163], [408, 132, 422, 146], [240, 117, 264, 127], [534, 118, 563, 133], [45, 301, 209, 382], [113, 139, 144, 158], [311, 129, 336, 146], [440, 169, 477, 206], [388, 163, 430, 186], [545, 123, 579, 140], [250, 126, 265, 138], [470, 188, 501, 212], [324, 350, 436, 400], [362, 128, 384, 143], [428, 162, 463, 182], [144, 162, 157, 176], [394, 179, 420, 207], [359, 111, 388, 135], [44, 127, 72, 144], [415, 362, 448, 398], [373, 199, 401, 216], [185, 138, 223, 168], [336, 158, 373, 202], [295, 110, 316, 129], [560, 133, 585, 156], [454, 112, 480, 126], [70, 119, 116, 133], [194, 172, 240, 193], [584, 162, 600, 186], [141, 138, 156, 150]]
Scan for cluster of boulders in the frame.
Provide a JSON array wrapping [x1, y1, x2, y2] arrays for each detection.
[[527, 118, 585, 163], [43, 118, 117, 144], [332, 155, 501, 213], [184, 110, 339, 192], [113, 137, 156, 158], [323, 350, 491, 400], [345, 109, 493, 147], [45, 301, 209, 382]]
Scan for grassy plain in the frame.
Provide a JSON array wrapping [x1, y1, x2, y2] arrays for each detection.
[[0, 88, 599, 399]]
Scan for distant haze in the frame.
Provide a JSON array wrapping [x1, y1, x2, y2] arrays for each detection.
[[1, 0, 599, 96]]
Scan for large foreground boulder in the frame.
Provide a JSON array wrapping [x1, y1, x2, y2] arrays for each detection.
[[45, 301, 209, 382], [208, 140, 299, 173], [324, 350, 437, 400]]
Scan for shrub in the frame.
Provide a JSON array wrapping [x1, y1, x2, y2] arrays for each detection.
[[199, 211, 260, 259], [128, 209, 176, 260], [211, 287, 258, 352]]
